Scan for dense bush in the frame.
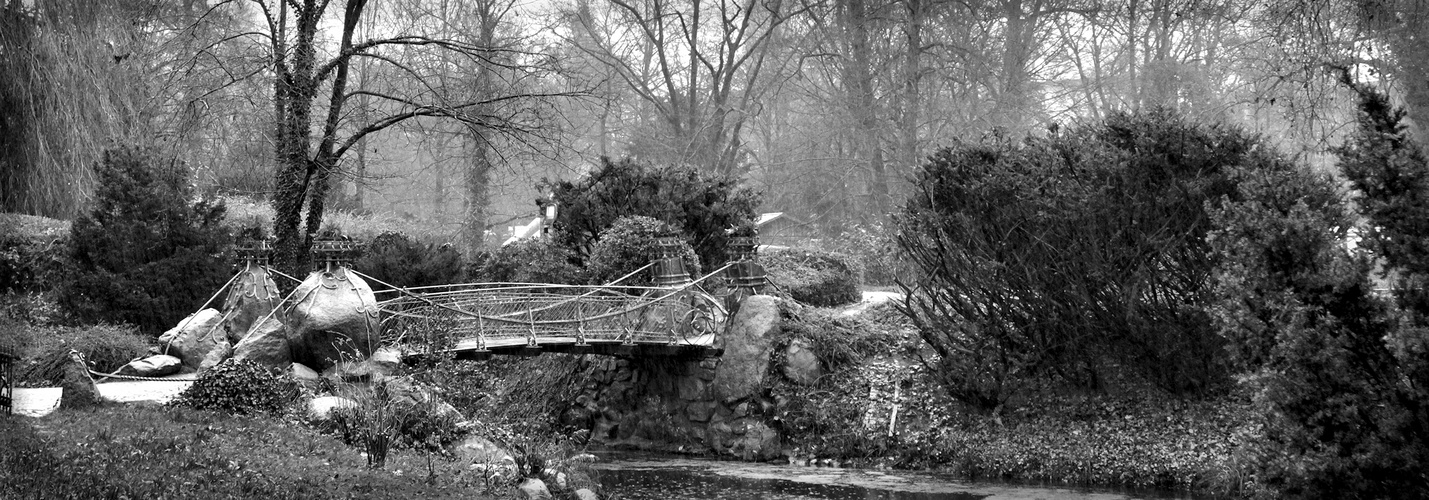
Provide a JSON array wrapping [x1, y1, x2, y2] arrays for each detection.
[[896, 109, 1282, 408], [477, 238, 583, 284], [0, 214, 69, 293], [586, 216, 700, 285], [545, 157, 758, 269], [354, 231, 465, 292], [61, 146, 232, 334], [1207, 77, 1429, 499], [171, 358, 300, 415], [763, 248, 861, 307], [827, 222, 905, 287], [16, 323, 151, 385]]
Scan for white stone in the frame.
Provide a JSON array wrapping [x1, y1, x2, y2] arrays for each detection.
[[307, 396, 357, 421], [518, 478, 553, 499]]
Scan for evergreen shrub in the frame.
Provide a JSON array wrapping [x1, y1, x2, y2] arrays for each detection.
[[1208, 75, 1429, 499], [61, 146, 232, 334], [545, 157, 758, 269], [764, 248, 860, 307], [586, 216, 700, 285], [354, 231, 465, 292], [171, 358, 299, 415]]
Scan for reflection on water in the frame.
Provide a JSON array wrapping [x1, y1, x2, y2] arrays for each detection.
[[593, 454, 1195, 500]]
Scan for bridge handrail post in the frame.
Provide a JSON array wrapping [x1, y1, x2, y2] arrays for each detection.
[[725, 233, 766, 313], [652, 236, 693, 287]]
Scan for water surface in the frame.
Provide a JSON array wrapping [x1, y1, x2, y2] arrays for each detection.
[[593, 454, 1194, 500]]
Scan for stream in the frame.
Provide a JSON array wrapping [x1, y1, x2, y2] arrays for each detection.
[[591, 453, 1197, 500]]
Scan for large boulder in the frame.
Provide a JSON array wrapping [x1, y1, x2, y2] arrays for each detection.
[[710, 295, 779, 402], [59, 350, 101, 409], [231, 316, 292, 368], [197, 340, 233, 372], [116, 354, 183, 378], [159, 309, 227, 370], [221, 265, 280, 343], [288, 268, 381, 370], [307, 396, 357, 422], [780, 339, 822, 385]]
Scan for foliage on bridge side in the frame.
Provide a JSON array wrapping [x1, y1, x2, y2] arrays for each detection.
[[60, 145, 233, 334], [478, 238, 584, 284], [763, 247, 861, 307], [586, 215, 700, 285], [544, 156, 758, 270]]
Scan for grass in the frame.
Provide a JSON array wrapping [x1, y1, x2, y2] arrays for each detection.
[[0, 404, 514, 499]]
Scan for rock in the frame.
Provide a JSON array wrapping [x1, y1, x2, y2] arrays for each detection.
[[231, 316, 292, 368], [455, 435, 513, 464], [729, 420, 781, 461], [59, 350, 101, 409], [116, 354, 182, 378], [554, 471, 568, 489], [781, 339, 822, 385], [307, 396, 357, 421], [158, 308, 227, 370], [574, 488, 600, 500], [287, 268, 381, 370], [710, 295, 779, 402], [197, 340, 233, 372], [290, 362, 320, 382], [677, 377, 705, 400], [685, 401, 716, 423], [369, 346, 403, 372], [518, 478, 553, 499], [221, 265, 280, 343], [457, 437, 514, 465], [322, 354, 397, 383]]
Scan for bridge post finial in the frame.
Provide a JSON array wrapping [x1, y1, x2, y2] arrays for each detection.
[[235, 238, 273, 269], [311, 231, 362, 273]]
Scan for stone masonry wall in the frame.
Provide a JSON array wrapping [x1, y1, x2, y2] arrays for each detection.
[[564, 295, 786, 460]]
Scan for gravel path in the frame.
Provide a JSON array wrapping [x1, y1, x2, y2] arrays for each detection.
[[11, 376, 195, 418]]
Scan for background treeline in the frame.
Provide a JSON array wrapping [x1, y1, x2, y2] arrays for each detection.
[[5, 0, 1427, 243]]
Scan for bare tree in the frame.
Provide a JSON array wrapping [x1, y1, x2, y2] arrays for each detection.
[[247, 0, 577, 270], [568, 0, 806, 177]]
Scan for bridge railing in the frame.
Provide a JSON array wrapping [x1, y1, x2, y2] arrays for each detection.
[[365, 263, 731, 356]]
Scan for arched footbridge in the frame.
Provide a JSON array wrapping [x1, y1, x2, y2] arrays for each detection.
[[313, 235, 767, 360]]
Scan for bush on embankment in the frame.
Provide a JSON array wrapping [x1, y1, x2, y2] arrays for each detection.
[[770, 302, 1256, 497]]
